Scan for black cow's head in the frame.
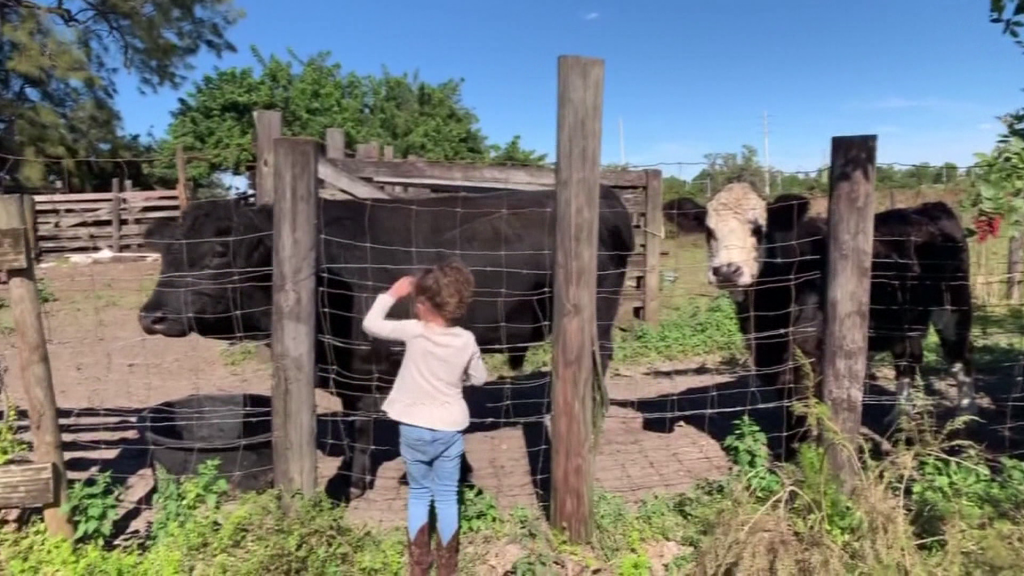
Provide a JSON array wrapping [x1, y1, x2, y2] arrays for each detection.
[[138, 198, 274, 341], [669, 183, 811, 290]]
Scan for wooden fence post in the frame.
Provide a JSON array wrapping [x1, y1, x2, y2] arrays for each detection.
[[254, 110, 283, 204], [22, 194, 37, 262], [643, 169, 663, 325], [381, 145, 397, 196], [270, 137, 319, 501], [822, 134, 877, 493], [325, 128, 346, 160], [550, 54, 604, 542], [0, 195, 73, 539], [110, 178, 122, 253], [175, 145, 190, 210], [355, 142, 380, 161]]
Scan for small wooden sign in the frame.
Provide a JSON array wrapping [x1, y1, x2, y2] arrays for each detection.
[[0, 226, 28, 271], [0, 462, 56, 509]]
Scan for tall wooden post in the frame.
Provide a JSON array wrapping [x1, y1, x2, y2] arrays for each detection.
[[22, 194, 37, 263], [643, 169, 663, 325], [175, 145, 190, 210], [270, 137, 319, 500], [110, 178, 122, 253], [822, 134, 877, 493], [550, 54, 604, 542], [325, 128, 346, 160], [0, 195, 73, 539], [254, 110, 283, 204]]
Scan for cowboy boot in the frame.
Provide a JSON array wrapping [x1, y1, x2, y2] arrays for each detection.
[[434, 529, 460, 576], [407, 523, 433, 576]]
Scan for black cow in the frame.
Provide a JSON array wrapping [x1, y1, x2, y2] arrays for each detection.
[[661, 196, 707, 236], [138, 187, 635, 499], [679, 184, 975, 455]]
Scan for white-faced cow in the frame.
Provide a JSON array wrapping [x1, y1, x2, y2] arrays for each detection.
[[138, 187, 635, 499], [667, 183, 975, 454]]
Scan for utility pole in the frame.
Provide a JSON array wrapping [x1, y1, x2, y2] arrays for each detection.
[[619, 117, 626, 165], [763, 110, 771, 197]]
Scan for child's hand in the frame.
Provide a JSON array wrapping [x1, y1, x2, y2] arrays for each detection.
[[386, 275, 416, 299]]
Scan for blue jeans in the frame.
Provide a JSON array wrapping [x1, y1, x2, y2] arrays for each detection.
[[398, 423, 464, 544]]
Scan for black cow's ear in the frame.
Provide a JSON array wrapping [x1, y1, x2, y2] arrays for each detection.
[[142, 219, 180, 253], [766, 194, 810, 232], [661, 197, 708, 235]]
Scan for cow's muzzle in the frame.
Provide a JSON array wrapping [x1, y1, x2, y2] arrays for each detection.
[[138, 310, 188, 337], [711, 263, 743, 284]]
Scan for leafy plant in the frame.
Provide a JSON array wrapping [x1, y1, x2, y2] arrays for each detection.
[[722, 415, 782, 499], [0, 399, 28, 466], [61, 471, 123, 544], [35, 279, 57, 305], [459, 485, 501, 534], [150, 459, 230, 540]]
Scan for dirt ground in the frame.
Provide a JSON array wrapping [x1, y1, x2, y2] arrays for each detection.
[[1, 259, 745, 533]]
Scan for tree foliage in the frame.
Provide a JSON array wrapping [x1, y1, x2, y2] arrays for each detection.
[[167, 47, 547, 186], [661, 144, 969, 202], [0, 0, 242, 190]]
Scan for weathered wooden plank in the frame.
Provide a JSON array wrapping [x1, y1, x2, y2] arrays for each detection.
[[35, 224, 150, 240], [0, 463, 55, 509], [37, 209, 180, 226], [316, 157, 392, 200], [327, 158, 646, 189], [37, 237, 146, 251], [32, 190, 179, 203]]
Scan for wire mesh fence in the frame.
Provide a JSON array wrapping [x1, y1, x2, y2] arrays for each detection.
[[1, 144, 1023, 540]]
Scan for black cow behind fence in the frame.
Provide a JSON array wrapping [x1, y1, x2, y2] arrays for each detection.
[[665, 185, 975, 456], [138, 186, 635, 500]]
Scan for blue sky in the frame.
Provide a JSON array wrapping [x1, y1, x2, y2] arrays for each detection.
[[115, 0, 1024, 180]]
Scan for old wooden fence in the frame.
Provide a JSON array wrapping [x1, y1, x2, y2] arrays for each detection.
[[31, 185, 181, 255]]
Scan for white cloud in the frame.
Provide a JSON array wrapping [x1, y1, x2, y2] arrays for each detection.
[[977, 122, 998, 131], [583, 12, 600, 20]]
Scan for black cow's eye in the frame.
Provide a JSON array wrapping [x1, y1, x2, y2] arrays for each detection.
[[751, 223, 764, 240]]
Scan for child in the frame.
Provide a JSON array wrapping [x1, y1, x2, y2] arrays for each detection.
[[361, 259, 488, 576]]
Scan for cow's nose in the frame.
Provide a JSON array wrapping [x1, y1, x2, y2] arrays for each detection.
[[139, 310, 168, 335], [712, 263, 741, 283]]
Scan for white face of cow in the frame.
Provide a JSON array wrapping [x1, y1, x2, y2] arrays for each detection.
[[703, 183, 767, 289]]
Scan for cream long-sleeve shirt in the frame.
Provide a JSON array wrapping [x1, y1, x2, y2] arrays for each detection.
[[361, 293, 488, 431]]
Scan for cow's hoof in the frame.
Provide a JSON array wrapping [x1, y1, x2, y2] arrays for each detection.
[[956, 397, 979, 419], [349, 481, 368, 500]]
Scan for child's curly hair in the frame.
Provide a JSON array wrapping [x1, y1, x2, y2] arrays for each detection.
[[414, 258, 475, 323]]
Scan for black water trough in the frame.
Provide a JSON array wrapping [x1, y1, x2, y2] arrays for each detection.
[[137, 393, 274, 492]]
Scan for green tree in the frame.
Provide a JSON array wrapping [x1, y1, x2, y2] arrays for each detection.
[[686, 144, 766, 196], [165, 47, 546, 186], [0, 0, 242, 189]]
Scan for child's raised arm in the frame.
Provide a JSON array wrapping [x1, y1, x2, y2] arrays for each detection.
[[361, 277, 422, 342]]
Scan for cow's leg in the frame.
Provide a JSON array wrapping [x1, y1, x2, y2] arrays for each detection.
[[347, 398, 378, 500], [506, 345, 529, 372], [931, 307, 977, 418], [887, 338, 922, 426]]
